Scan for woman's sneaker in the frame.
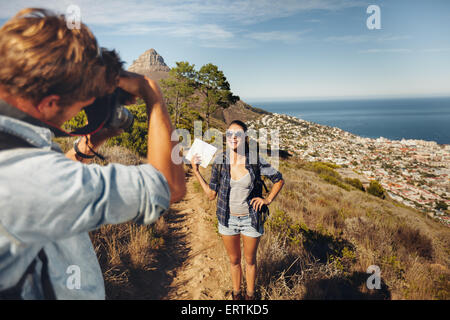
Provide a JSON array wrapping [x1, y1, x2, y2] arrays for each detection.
[[232, 291, 243, 300], [245, 293, 256, 300]]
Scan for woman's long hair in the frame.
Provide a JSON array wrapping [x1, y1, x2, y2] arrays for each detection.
[[228, 119, 249, 151]]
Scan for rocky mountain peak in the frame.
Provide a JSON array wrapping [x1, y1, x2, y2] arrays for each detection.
[[128, 48, 170, 80]]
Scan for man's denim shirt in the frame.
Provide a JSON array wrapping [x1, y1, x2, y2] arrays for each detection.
[[0, 114, 171, 299]]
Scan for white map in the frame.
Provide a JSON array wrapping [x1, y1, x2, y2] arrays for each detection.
[[185, 138, 218, 168]]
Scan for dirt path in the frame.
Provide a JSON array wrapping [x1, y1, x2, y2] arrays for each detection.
[[162, 170, 230, 300]]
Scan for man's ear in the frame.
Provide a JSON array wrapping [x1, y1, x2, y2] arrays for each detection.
[[35, 95, 61, 116]]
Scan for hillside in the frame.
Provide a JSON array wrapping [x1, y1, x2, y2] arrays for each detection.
[[126, 48, 271, 127], [79, 144, 449, 300], [56, 48, 449, 299], [247, 113, 450, 226]]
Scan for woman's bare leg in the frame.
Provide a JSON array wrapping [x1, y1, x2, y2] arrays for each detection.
[[222, 234, 242, 294], [242, 235, 260, 297]]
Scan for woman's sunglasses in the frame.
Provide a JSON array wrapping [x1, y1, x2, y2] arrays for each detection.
[[226, 130, 245, 139]]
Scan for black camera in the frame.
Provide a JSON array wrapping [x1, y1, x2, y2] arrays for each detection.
[[99, 88, 134, 131], [66, 88, 135, 136]]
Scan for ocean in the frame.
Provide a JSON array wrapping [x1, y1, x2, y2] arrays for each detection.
[[249, 97, 450, 145]]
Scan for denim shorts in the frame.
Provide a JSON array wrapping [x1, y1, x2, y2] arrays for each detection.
[[218, 214, 264, 238]]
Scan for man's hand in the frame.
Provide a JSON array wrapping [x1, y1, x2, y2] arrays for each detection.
[[117, 70, 162, 109], [87, 127, 124, 149], [76, 70, 158, 156], [66, 122, 123, 163]]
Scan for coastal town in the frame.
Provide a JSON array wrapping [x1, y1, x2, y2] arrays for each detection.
[[248, 113, 450, 226]]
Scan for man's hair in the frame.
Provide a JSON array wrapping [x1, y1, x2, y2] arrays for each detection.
[[0, 8, 123, 106]]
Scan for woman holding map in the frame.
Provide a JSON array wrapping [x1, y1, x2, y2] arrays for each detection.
[[191, 120, 284, 300]]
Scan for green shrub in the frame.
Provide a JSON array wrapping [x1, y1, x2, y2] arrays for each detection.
[[305, 161, 352, 191], [306, 162, 339, 179], [306, 161, 340, 174], [106, 104, 148, 156], [62, 110, 87, 131], [267, 209, 304, 246], [319, 173, 351, 191], [367, 180, 385, 199], [328, 246, 357, 273], [344, 178, 365, 191]]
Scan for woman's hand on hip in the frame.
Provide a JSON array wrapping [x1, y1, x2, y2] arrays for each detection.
[[250, 197, 270, 212]]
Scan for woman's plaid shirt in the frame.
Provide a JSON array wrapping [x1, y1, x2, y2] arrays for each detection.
[[208, 151, 283, 230]]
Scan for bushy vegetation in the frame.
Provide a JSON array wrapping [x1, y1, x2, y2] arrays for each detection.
[[194, 157, 449, 300], [57, 65, 447, 301], [270, 160, 447, 299], [367, 180, 386, 199], [63, 138, 449, 300], [106, 104, 148, 156], [304, 162, 350, 192], [62, 109, 87, 131], [344, 178, 365, 191], [160, 61, 238, 131], [303, 161, 388, 199]]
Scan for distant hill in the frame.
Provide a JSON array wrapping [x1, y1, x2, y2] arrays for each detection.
[[127, 48, 170, 81], [216, 99, 271, 124], [82, 143, 450, 300], [127, 49, 272, 127]]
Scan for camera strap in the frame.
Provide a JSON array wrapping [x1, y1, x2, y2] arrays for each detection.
[[0, 99, 106, 160], [0, 99, 69, 138], [0, 98, 109, 138]]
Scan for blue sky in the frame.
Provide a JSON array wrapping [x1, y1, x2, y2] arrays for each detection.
[[1, 0, 449, 101]]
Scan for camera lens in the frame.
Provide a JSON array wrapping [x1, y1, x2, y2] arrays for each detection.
[[108, 104, 134, 131]]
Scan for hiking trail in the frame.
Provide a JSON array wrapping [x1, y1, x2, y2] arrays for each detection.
[[162, 169, 230, 300]]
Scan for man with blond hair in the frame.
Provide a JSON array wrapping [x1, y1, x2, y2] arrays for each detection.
[[0, 8, 186, 299]]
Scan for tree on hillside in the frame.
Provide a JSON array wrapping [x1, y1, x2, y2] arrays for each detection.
[[160, 61, 198, 127], [197, 63, 238, 130]]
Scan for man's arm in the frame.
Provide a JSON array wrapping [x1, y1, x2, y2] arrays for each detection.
[[65, 72, 186, 204], [0, 151, 172, 243], [66, 71, 186, 203], [119, 73, 186, 204]]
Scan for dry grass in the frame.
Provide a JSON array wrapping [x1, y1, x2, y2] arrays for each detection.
[[247, 158, 450, 300], [189, 157, 450, 300], [89, 221, 168, 299], [55, 137, 450, 300], [71, 144, 169, 299]]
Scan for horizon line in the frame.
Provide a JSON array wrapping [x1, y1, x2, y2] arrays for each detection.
[[243, 93, 450, 103]]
